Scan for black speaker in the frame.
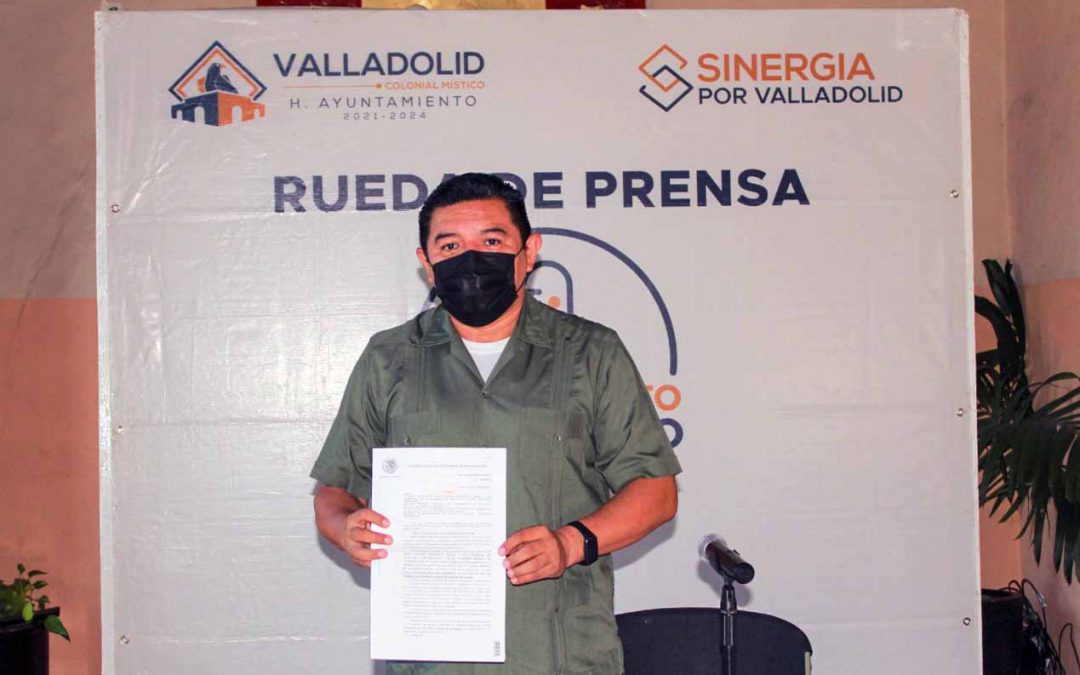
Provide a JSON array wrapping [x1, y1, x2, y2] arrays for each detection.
[[981, 588, 1024, 675]]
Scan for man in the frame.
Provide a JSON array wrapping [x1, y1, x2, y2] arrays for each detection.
[[311, 173, 680, 674]]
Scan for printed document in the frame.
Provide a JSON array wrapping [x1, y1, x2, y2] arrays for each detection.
[[370, 447, 507, 663]]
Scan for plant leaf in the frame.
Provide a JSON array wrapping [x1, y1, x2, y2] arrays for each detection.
[[975, 296, 1021, 376], [1017, 502, 1037, 538], [32, 580, 47, 589], [43, 615, 69, 641], [1072, 526, 1080, 587], [984, 258, 1026, 355], [1032, 508, 1046, 563], [16, 564, 25, 575], [1041, 393, 1080, 420], [21, 600, 33, 622], [1063, 499, 1080, 584], [975, 258, 1080, 586], [1068, 438, 1080, 502], [1057, 499, 1073, 577], [26, 570, 45, 578]]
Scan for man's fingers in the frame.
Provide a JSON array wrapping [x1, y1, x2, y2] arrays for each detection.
[[509, 570, 547, 586], [347, 548, 387, 564], [346, 526, 393, 546], [365, 508, 390, 528], [344, 540, 389, 566], [508, 552, 558, 585], [346, 507, 390, 529], [348, 550, 388, 567], [341, 506, 392, 568], [498, 525, 546, 556], [344, 506, 392, 544], [507, 556, 548, 584], [498, 532, 527, 557], [504, 541, 543, 569]]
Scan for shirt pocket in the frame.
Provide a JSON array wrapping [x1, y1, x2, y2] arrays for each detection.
[[516, 409, 585, 483], [515, 408, 591, 529], [386, 410, 440, 447]]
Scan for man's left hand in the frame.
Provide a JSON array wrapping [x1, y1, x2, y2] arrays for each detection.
[[499, 525, 581, 586]]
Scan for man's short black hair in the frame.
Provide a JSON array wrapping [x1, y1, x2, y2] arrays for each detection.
[[418, 173, 532, 254]]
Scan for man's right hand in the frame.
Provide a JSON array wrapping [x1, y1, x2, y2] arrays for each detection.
[[314, 484, 392, 568], [339, 506, 392, 567]]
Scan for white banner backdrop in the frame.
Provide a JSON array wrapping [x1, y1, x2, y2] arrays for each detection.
[[97, 8, 978, 674]]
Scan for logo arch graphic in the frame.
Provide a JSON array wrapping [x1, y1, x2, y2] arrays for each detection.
[[535, 227, 678, 377]]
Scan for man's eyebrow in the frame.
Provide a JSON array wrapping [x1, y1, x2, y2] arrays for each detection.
[[432, 226, 507, 243]]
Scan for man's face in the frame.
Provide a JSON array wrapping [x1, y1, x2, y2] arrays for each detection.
[[416, 198, 542, 293]]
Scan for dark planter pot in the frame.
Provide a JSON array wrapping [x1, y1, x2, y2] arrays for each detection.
[[982, 588, 1023, 675], [0, 607, 59, 675]]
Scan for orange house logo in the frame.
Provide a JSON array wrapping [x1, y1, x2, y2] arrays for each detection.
[[638, 44, 693, 112], [169, 42, 267, 127]]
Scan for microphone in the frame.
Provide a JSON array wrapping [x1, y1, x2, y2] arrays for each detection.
[[698, 534, 755, 584]]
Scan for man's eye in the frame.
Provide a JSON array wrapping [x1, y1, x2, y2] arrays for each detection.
[[485, 238, 501, 246], [441, 242, 459, 252]]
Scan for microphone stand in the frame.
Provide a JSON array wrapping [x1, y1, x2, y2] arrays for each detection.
[[719, 571, 737, 675], [701, 536, 753, 675]]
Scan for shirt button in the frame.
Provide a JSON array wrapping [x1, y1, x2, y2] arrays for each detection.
[[481, 391, 490, 399]]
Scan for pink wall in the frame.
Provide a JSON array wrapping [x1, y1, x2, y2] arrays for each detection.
[[1005, 0, 1080, 658], [0, 300, 99, 674]]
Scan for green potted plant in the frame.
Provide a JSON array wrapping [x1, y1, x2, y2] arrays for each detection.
[[976, 259, 1080, 580], [976, 259, 1080, 674], [0, 564, 70, 675]]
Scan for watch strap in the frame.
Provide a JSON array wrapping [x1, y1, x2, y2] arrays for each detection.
[[566, 520, 599, 566]]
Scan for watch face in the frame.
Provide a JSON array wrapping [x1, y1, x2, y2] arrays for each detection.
[[584, 538, 598, 565], [570, 520, 598, 565]]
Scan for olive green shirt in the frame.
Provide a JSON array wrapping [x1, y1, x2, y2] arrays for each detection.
[[312, 295, 681, 675]]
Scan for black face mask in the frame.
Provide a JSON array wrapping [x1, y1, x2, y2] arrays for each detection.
[[431, 248, 524, 327]]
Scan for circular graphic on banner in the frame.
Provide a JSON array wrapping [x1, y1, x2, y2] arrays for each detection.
[[530, 228, 683, 449]]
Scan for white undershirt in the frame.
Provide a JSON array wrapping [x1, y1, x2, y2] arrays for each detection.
[[462, 337, 510, 382]]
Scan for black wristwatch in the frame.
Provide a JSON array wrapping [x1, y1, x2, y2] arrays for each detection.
[[566, 520, 599, 566]]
